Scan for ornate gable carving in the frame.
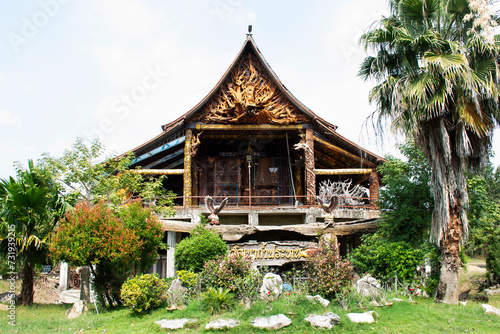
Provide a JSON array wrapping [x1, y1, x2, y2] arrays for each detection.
[[191, 52, 311, 125]]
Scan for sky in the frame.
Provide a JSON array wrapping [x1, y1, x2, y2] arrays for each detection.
[[1, 0, 499, 179]]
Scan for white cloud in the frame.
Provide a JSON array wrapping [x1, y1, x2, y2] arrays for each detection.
[[0, 109, 21, 126]]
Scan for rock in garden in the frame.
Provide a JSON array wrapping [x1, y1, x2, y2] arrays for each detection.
[[260, 273, 283, 300], [304, 312, 340, 329], [346, 311, 377, 323], [252, 314, 291, 329], [155, 318, 195, 329], [205, 319, 239, 330], [484, 288, 500, 296], [305, 295, 330, 307], [65, 300, 88, 320], [168, 278, 187, 295], [482, 304, 500, 316], [388, 298, 404, 302], [356, 273, 381, 299]]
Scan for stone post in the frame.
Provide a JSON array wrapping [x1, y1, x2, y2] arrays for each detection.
[[166, 231, 176, 277], [79, 267, 91, 303], [59, 262, 69, 291]]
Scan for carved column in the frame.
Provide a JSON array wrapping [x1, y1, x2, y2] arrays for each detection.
[[369, 169, 380, 209], [183, 129, 193, 207], [305, 128, 316, 205]]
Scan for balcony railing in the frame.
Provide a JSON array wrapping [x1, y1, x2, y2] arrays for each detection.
[[175, 195, 378, 211]]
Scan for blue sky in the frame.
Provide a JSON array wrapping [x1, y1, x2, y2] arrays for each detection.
[[1, 0, 499, 179]]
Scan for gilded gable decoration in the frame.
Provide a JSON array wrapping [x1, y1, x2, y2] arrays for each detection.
[[192, 53, 311, 125]]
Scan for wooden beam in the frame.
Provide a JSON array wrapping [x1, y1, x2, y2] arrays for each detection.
[[305, 128, 316, 205], [132, 136, 185, 165], [183, 129, 193, 207], [144, 149, 184, 169], [187, 124, 312, 131], [313, 136, 376, 168], [128, 169, 184, 175], [159, 219, 378, 241], [315, 168, 374, 175]]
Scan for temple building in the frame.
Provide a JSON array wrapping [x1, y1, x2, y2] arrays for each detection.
[[125, 35, 384, 277]]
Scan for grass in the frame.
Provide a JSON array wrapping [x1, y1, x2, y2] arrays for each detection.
[[1, 292, 500, 333], [1, 259, 499, 333]]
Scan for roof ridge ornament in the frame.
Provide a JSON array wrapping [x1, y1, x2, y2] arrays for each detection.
[[247, 25, 252, 37]]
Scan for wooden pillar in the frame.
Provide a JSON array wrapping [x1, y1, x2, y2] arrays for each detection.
[[369, 170, 380, 209], [183, 129, 193, 207], [305, 128, 316, 205]]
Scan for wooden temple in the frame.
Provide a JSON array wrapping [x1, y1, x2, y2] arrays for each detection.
[[126, 35, 384, 276]]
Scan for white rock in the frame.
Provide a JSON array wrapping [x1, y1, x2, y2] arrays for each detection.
[[305, 295, 330, 307], [346, 311, 377, 323], [484, 288, 500, 296], [168, 278, 187, 295], [205, 319, 239, 330], [252, 314, 291, 329], [260, 273, 283, 300], [65, 300, 88, 320], [388, 298, 404, 302], [460, 301, 467, 306], [482, 304, 500, 316], [155, 318, 195, 329], [356, 274, 381, 298], [304, 312, 340, 329]]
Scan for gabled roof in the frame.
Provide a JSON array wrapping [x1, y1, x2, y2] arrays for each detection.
[[179, 36, 318, 125], [125, 35, 384, 167]]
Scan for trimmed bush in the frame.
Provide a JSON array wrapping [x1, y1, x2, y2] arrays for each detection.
[[121, 274, 168, 313], [174, 224, 228, 272]]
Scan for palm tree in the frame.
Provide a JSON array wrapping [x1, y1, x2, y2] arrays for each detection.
[[0, 161, 66, 305], [359, 0, 500, 304]]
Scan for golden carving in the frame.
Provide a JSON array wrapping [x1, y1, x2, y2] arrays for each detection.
[[193, 53, 310, 125]]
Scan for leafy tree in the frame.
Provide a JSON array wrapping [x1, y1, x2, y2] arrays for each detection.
[[466, 164, 500, 254], [359, 0, 500, 304], [40, 137, 175, 216], [50, 201, 163, 307], [0, 161, 67, 305], [175, 224, 228, 273], [377, 141, 433, 245], [117, 200, 165, 273]]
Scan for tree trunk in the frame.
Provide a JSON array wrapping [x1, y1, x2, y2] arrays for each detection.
[[435, 201, 463, 304], [18, 262, 34, 305]]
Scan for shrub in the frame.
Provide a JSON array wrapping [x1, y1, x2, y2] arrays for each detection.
[[121, 274, 168, 313], [486, 233, 500, 285], [304, 241, 355, 300], [174, 224, 228, 272], [201, 287, 235, 314], [201, 253, 261, 300], [177, 270, 199, 288], [349, 234, 424, 283]]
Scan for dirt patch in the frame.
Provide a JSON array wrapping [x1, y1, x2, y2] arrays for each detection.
[[33, 274, 61, 304]]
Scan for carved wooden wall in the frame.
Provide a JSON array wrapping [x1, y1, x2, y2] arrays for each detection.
[[191, 52, 311, 125]]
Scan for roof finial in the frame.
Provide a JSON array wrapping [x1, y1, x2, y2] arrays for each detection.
[[247, 25, 252, 37]]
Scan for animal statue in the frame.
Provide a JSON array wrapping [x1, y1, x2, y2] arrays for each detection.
[[316, 195, 339, 228], [205, 195, 229, 225]]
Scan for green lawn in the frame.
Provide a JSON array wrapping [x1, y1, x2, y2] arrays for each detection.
[[1, 293, 499, 333]]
